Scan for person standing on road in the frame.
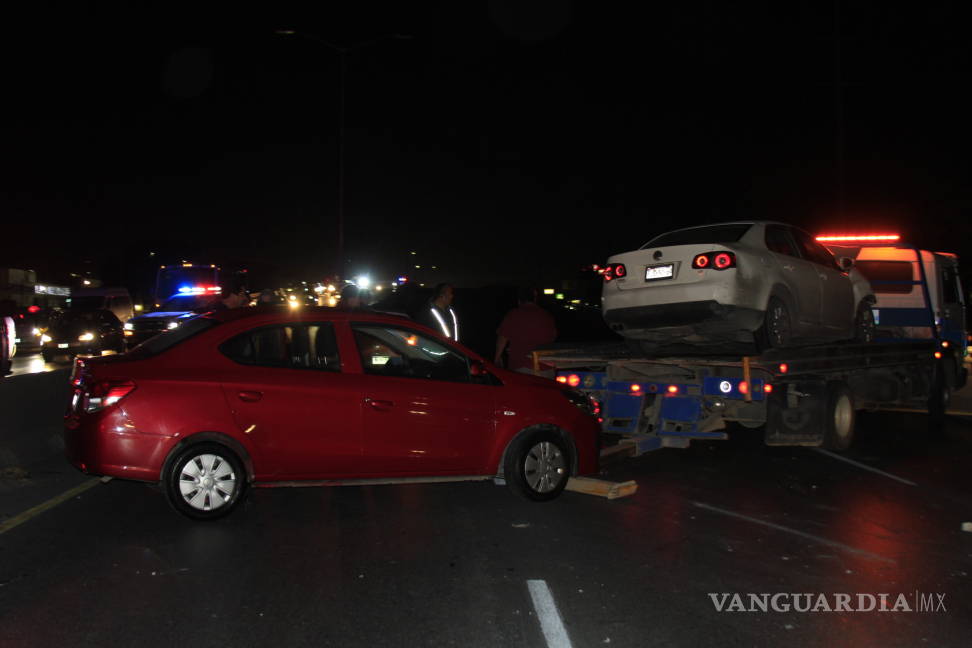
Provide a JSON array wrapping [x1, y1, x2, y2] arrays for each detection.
[[197, 277, 249, 313], [494, 286, 557, 374], [418, 283, 459, 341]]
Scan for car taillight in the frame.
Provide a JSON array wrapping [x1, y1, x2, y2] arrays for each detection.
[[691, 252, 736, 270], [602, 263, 627, 281], [84, 380, 136, 414]]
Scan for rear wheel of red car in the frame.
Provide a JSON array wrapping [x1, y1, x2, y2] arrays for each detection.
[[756, 297, 791, 351], [504, 428, 571, 502], [164, 443, 247, 520]]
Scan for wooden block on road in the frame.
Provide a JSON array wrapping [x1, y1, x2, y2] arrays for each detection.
[[565, 476, 638, 500]]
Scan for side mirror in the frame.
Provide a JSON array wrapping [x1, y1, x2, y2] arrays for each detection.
[[838, 256, 854, 272], [470, 361, 488, 377]]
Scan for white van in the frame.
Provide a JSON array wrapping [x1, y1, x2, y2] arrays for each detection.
[[70, 287, 135, 323]]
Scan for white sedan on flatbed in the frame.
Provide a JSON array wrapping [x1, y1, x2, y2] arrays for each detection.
[[601, 221, 876, 353]]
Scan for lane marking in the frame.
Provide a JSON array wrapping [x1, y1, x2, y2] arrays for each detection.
[[527, 580, 573, 648], [0, 477, 110, 535], [692, 501, 896, 564], [813, 448, 917, 486]]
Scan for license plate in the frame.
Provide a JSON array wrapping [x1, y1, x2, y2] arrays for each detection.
[[645, 264, 674, 281], [58, 343, 69, 349]]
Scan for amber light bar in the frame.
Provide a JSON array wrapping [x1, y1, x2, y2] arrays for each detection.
[[815, 234, 901, 242]]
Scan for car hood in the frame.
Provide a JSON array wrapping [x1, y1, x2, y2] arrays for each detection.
[[133, 311, 193, 321]]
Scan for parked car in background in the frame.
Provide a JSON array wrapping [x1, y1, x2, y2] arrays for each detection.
[[124, 293, 218, 348], [41, 309, 126, 362], [70, 287, 134, 324], [601, 221, 876, 353], [65, 308, 601, 519]]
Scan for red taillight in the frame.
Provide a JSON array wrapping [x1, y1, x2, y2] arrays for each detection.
[[567, 374, 581, 387], [556, 375, 568, 384], [714, 253, 735, 269], [934, 351, 942, 359], [778, 363, 788, 374], [666, 384, 679, 394], [84, 380, 136, 413], [692, 252, 735, 270], [630, 383, 642, 393], [738, 381, 749, 394], [763, 383, 773, 394], [602, 263, 626, 282]]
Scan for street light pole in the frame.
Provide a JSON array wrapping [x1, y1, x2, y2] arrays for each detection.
[[274, 30, 410, 280]]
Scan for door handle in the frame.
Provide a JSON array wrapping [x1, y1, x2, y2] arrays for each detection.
[[364, 397, 394, 411], [238, 390, 263, 403]]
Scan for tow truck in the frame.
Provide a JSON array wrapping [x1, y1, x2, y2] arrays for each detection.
[[540, 234, 967, 457]]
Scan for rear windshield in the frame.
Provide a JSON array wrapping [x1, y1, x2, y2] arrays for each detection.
[[69, 296, 107, 310], [854, 260, 914, 294], [642, 224, 752, 249], [130, 316, 220, 357], [158, 294, 215, 312]]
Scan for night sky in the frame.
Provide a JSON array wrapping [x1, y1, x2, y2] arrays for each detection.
[[5, 1, 972, 289]]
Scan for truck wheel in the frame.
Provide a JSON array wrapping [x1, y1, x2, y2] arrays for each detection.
[[853, 302, 876, 343], [756, 297, 791, 351], [823, 382, 855, 451]]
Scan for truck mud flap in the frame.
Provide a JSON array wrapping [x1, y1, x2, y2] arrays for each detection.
[[764, 380, 826, 446]]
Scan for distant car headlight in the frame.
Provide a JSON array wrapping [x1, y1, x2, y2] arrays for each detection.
[[78, 332, 95, 341], [123, 322, 134, 331], [41, 334, 52, 343], [167, 321, 180, 330], [32, 327, 41, 336]]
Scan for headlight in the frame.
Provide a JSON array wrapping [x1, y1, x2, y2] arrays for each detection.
[[41, 334, 52, 343], [167, 321, 180, 330], [123, 322, 134, 331], [562, 389, 600, 417], [78, 332, 95, 341], [32, 328, 41, 336]]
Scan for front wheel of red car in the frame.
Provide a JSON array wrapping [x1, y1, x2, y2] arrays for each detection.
[[504, 428, 571, 502], [164, 443, 247, 520]]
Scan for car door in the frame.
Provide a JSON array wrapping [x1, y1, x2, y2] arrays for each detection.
[[792, 229, 855, 331], [219, 322, 363, 478], [764, 225, 822, 326], [350, 323, 497, 475]]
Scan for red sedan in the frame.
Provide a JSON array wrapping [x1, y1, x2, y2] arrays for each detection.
[[64, 307, 600, 519]]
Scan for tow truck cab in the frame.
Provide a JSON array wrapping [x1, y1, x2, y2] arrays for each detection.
[[821, 235, 967, 389]]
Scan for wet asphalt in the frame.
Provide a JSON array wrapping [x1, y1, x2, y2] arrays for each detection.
[[1, 353, 971, 647]]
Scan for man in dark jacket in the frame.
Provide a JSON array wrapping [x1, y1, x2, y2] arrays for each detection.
[[494, 286, 557, 373]]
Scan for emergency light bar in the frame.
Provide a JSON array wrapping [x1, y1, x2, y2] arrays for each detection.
[[815, 234, 901, 242]]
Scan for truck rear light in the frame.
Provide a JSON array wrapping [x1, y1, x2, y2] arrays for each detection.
[[778, 363, 788, 374], [566, 374, 581, 387], [630, 383, 642, 393], [763, 383, 773, 393], [738, 381, 749, 394], [84, 380, 136, 414], [666, 385, 679, 394], [556, 375, 568, 384]]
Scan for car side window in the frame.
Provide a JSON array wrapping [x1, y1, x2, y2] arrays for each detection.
[[352, 324, 470, 383], [220, 323, 340, 372], [765, 226, 800, 257], [792, 229, 839, 269]]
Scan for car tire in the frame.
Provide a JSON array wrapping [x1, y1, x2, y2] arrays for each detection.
[[504, 428, 572, 502], [853, 301, 876, 343], [164, 442, 247, 520], [823, 382, 855, 451], [756, 297, 791, 351]]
